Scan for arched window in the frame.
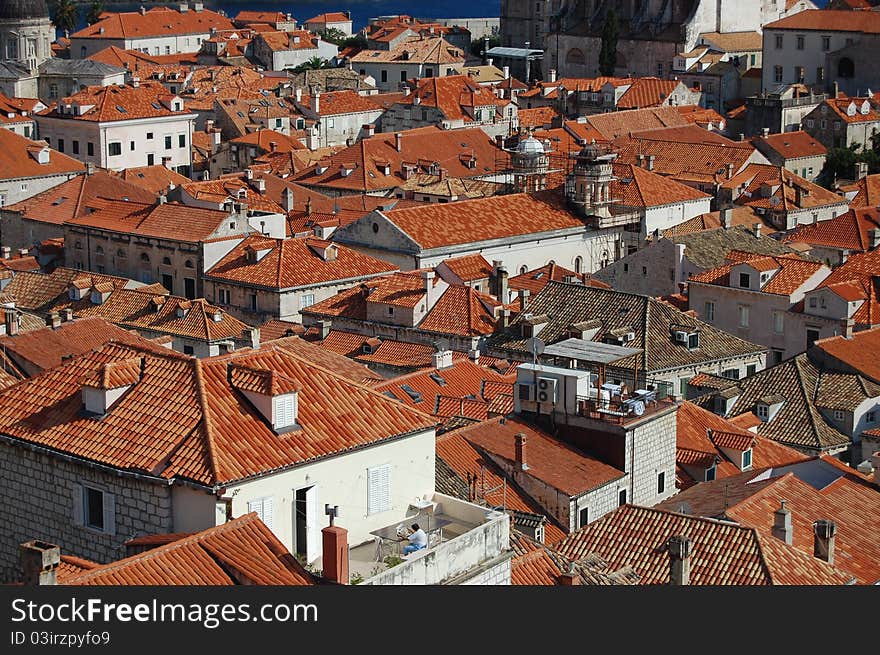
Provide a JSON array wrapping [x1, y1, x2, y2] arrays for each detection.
[[96, 245, 104, 255], [566, 49, 585, 66], [162, 256, 171, 265], [117, 249, 126, 258], [519, 265, 528, 275], [140, 253, 150, 263], [838, 57, 855, 79], [574, 256, 583, 274], [185, 260, 194, 269]]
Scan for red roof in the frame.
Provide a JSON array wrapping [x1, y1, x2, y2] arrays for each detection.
[[0, 342, 435, 486], [418, 285, 498, 336], [305, 12, 351, 24], [0, 127, 84, 180], [508, 262, 610, 295], [41, 81, 191, 122], [765, 9, 880, 32], [753, 130, 827, 160], [812, 325, 880, 384], [440, 253, 492, 282], [689, 252, 826, 296], [71, 6, 234, 40], [64, 513, 316, 585], [783, 207, 880, 252], [815, 248, 880, 326], [616, 78, 682, 110], [204, 235, 397, 290]]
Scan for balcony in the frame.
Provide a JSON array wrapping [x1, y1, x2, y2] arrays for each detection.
[[575, 391, 677, 426], [339, 493, 510, 585]]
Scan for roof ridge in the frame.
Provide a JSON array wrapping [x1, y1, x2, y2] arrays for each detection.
[[193, 357, 222, 486]]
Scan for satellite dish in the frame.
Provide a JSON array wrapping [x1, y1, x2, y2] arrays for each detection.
[[525, 337, 545, 362]]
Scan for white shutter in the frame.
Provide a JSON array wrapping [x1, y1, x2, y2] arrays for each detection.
[[248, 497, 273, 529], [71, 484, 83, 526], [275, 396, 296, 429], [367, 464, 391, 515], [102, 491, 116, 536]]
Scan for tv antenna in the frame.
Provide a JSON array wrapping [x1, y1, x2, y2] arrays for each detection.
[[525, 336, 545, 365]]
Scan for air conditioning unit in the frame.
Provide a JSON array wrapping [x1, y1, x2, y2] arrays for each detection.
[[674, 330, 688, 343], [536, 377, 558, 404], [517, 382, 535, 402]]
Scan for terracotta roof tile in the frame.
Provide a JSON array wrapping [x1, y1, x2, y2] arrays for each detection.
[[783, 207, 880, 252], [616, 78, 682, 110], [0, 126, 84, 180], [813, 249, 880, 327], [65, 199, 230, 242], [418, 285, 497, 337], [115, 165, 190, 195], [71, 6, 234, 40], [64, 513, 316, 585], [439, 253, 492, 282], [723, 164, 845, 212], [555, 504, 852, 584], [41, 81, 192, 122], [689, 252, 825, 296], [350, 36, 464, 64], [753, 130, 827, 160], [812, 326, 880, 384]]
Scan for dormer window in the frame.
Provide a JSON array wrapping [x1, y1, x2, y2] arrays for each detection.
[[742, 448, 752, 470], [81, 358, 142, 417], [757, 404, 768, 420], [705, 464, 717, 481], [229, 363, 300, 433], [739, 272, 750, 288]]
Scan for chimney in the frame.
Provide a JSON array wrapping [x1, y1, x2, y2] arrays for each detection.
[[646, 155, 655, 171], [558, 562, 579, 585], [795, 185, 803, 207], [738, 133, 745, 142], [726, 162, 734, 180], [492, 260, 509, 303], [5, 308, 18, 336], [834, 80, 839, 98], [514, 432, 528, 470], [549, 68, 557, 83], [762, 127, 770, 137], [754, 222, 762, 238], [311, 88, 320, 114], [395, 132, 403, 152], [132, 76, 140, 88], [1, 246, 10, 259], [315, 319, 331, 340], [61, 308, 73, 322], [269, 141, 278, 153], [812, 519, 837, 565], [321, 523, 349, 584], [518, 288, 530, 310], [499, 308, 511, 329], [772, 500, 792, 545], [856, 161, 869, 180], [86, 161, 95, 176], [295, 87, 303, 103], [636, 153, 645, 168], [503, 66, 510, 80], [721, 207, 733, 230], [46, 312, 61, 329], [282, 187, 295, 212], [870, 228, 880, 249], [363, 123, 376, 137], [668, 535, 691, 585], [468, 348, 480, 363], [255, 178, 266, 193], [432, 349, 453, 369], [20, 540, 60, 586]]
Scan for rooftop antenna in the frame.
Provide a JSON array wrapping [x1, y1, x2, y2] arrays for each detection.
[[525, 336, 545, 366]]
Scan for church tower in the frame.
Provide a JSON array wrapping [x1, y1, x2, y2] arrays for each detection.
[[565, 141, 617, 219], [1, 0, 55, 73], [511, 132, 550, 193]]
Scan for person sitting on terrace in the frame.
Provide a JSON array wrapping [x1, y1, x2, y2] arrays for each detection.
[[402, 523, 427, 554]]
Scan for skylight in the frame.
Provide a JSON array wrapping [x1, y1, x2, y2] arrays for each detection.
[[429, 373, 447, 386], [400, 384, 423, 403], [116, 105, 127, 113]]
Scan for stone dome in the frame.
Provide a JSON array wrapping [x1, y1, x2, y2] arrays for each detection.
[[0, 0, 50, 21], [516, 136, 545, 155]]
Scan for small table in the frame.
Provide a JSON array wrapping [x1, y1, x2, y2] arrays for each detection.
[[369, 515, 453, 561]]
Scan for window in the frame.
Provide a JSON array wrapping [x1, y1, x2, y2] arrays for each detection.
[[567, 506, 584, 532], [679, 377, 690, 395], [773, 311, 784, 334], [300, 294, 315, 309], [618, 489, 627, 507], [687, 333, 700, 350], [774, 65, 783, 83], [327, 118, 335, 129], [742, 449, 752, 469], [867, 411, 876, 423], [722, 368, 740, 380], [147, 154, 154, 166], [400, 70, 407, 82], [747, 364, 757, 376], [833, 410, 845, 422], [140, 253, 149, 263], [184, 278, 196, 300], [130, 141, 136, 151], [178, 134, 186, 148], [183, 345, 194, 355], [185, 260, 194, 269], [796, 35, 804, 50], [49, 83, 58, 99], [757, 404, 769, 420], [73, 484, 115, 535], [247, 497, 274, 529], [771, 348, 784, 365], [739, 272, 750, 288], [704, 301, 715, 321], [705, 465, 716, 481], [807, 328, 820, 348], [249, 293, 257, 312], [57, 138, 65, 153], [817, 67, 824, 83], [147, 132, 154, 140], [367, 464, 392, 515], [822, 36, 830, 51], [388, 306, 394, 316], [574, 256, 582, 274], [108, 142, 122, 156], [750, 54, 756, 67], [164, 135, 172, 150], [794, 66, 804, 82], [218, 288, 230, 304], [20, 182, 27, 192], [72, 140, 79, 155], [381, 70, 387, 82], [425, 67, 433, 77], [657, 472, 665, 495], [738, 304, 750, 327], [774, 34, 783, 49]]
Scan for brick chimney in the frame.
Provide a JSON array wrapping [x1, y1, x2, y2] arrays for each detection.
[[668, 535, 691, 585], [4, 308, 18, 336], [558, 562, 579, 585], [514, 432, 528, 470], [46, 312, 61, 329], [321, 521, 349, 584], [772, 500, 792, 545], [812, 519, 836, 565], [20, 540, 60, 586]]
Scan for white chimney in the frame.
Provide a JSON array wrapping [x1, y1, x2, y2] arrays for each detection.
[[549, 68, 557, 83], [432, 349, 454, 369], [772, 500, 793, 545], [503, 66, 510, 79], [311, 89, 320, 114], [668, 535, 691, 585]]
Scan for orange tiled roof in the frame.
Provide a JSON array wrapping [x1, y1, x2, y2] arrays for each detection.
[[305, 12, 351, 24], [616, 78, 681, 110], [812, 325, 880, 384], [723, 164, 845, 211], [844, 173, 880, 208], [689, 252, 824, 296], [64, 513, 316, 585], [585, 106, 693, 140], [766, 8, 880, 32], [394, 75, 507, 124], [783, 207, 880, 252], [350, 36, 464, 64], [269, 335, 375, 384], [440, 253, 492, 282], [0, 127, 84, 180], [824, 96, 880, 125], [41, 81, 191, 122], [256, 30, 318, 52], [235, 11, 290, 24], [297, 89, 383, 116], [753, 130, 827, 160], [612, 162, 711, 207], [205, 235, 397, 290], [71, 6, 234, 40], [0, 341, 435, 486], [516, 107, 559, 128], [418, 285, 497, 337], [508, 262, 609, 295], [292, 126, 506, 192], [378, 190, 585, 250], [555, 504, 852, 585], [815, 249, 880, 327], [115, 165, 190, 195]]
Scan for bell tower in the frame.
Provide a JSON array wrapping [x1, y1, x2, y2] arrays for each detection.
[[566, 141, 617, 219]]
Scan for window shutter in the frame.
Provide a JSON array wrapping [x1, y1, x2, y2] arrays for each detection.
[[248, 497, 273, 529], [71, 484, 83, 526], [102, 491, 116, 536], [367, 464, 392, 515]]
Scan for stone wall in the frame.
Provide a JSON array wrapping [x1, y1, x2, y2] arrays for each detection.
[[0, 441, 172, 583], [627, 408, 678, 507]]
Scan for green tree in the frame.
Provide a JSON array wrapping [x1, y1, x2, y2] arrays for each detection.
[[50, 0, 78, 35], [86, 0, 105, 26], [318, 27, 348, 46], [598, 9, 619, 76], [340, 33, 368, 51], [292, 57, 328, 74], [470, 35, 500, 59]]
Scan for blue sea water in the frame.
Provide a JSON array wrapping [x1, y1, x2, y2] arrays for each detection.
[[73, 1, 502, 32]]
